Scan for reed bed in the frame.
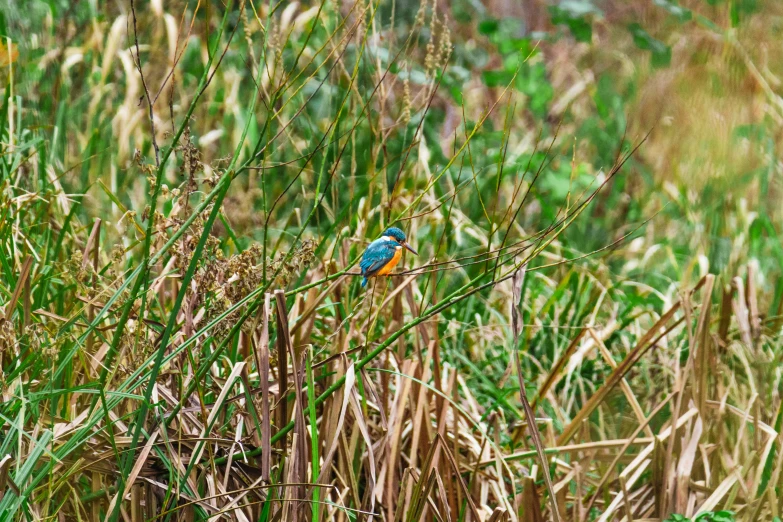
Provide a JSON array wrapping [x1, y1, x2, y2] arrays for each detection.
[[1, 1, 782, 521]]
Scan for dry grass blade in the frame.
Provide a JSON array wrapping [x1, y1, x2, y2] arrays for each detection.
[[590, 327, 654, 438], [106, 430, 159, 516], [290, 276, 346, 336], [695, 471, 740, 515], [521, 475, 544, 522], [674, 416, 703, 514], [347, 387, 377, 519], [584, 393, 674, 514], [479, 438, 657, 467], [511, 264, 560, 521], [514, 350, 563, 522], [275, 289, 307, 519], [191, 362, 247, 466], [255, 293, 272, 483], [315, 363, 356, 486], [361, 367, 388, 430], [3, 256, 32, 320], [434, 433, 482, 522], [596, 408, 701, 521], [694, 275, 715, 414], [558, 276, 708, 446], [533, 328, 587, 409], [80, 219, 102, 271], [0, 455, 19, 499], [488, 506, 510, 522], [276, 291, 290, 452]]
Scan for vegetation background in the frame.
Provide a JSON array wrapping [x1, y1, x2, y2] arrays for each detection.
[[0, 0, 781, 520]]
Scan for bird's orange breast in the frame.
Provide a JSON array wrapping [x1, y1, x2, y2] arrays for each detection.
[[376, 246, 402, 276]]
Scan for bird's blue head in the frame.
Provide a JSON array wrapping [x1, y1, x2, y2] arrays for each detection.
[[381, 226, 418, 255], [382, 227, 407, 242]]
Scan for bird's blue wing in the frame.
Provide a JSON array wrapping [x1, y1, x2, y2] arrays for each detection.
[[360, 240, 397, 277]]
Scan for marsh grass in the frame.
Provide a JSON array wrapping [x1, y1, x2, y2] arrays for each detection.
[[1, 1, 783, 521]]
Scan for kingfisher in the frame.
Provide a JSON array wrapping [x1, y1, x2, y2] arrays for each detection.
[[359, 226, 418, 287]]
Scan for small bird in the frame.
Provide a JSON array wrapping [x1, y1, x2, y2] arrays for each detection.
[[360, 226, 418, 287]]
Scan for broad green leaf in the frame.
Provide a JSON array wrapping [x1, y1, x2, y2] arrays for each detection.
[[628, 23, 671, 67]]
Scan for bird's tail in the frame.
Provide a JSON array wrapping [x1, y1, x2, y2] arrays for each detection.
[[361, 277, 368, 287]]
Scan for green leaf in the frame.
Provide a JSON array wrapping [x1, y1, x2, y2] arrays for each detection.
[[478, 18, 499, 35], [515, 62, 553, 118], [482, 70, 514, 87], [653, 0, 693, 21], [498, 38, 533, 56], [711, 511, 736, 522], [731, 0, 760, 27], [757, 401, 783, 495], [550, 5, 593, 42], [734, 123, 765, 141], [449, 86, 464, 104], [627, 23, 671, 67], [540, 399, 563, 432]]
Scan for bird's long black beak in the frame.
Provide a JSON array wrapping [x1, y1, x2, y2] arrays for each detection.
[[403, 242, 418, 255]]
